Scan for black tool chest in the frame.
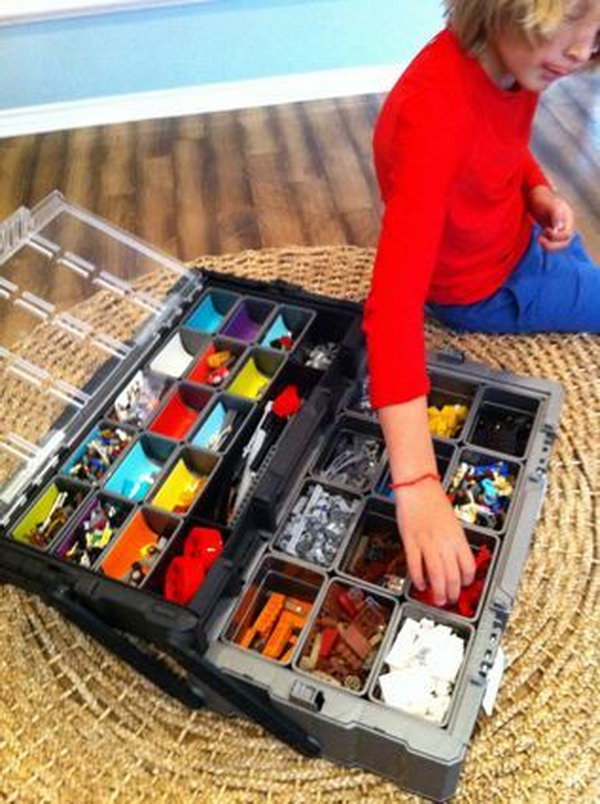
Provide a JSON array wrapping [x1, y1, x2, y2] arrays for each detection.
[[0, 193, 563, 801]]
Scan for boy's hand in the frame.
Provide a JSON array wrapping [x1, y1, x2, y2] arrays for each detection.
[[528, 184, 575, 251], [394, 479, 475, 605]]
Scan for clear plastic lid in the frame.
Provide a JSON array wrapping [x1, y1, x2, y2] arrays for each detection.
[[0, 191, 198, 518]]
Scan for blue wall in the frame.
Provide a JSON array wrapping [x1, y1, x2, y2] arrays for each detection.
[[0, 0, 444, 109]]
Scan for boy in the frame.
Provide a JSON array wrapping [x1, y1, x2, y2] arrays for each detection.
[[364, 0, 600, 606]]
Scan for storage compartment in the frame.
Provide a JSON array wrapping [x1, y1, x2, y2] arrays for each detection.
[[224, 555, 324, 664]]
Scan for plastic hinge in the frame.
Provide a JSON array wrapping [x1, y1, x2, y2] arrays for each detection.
[[289, 680, 324, 712]]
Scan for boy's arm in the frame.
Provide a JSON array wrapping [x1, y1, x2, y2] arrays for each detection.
[[378, 398, 475, 605], [365, 89, 476, 600]]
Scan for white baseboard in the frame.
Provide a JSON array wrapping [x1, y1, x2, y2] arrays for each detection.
[[0, 64, 401, 138]]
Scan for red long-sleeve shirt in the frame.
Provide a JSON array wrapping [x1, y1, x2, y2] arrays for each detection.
[[363, 28, 549, 409]]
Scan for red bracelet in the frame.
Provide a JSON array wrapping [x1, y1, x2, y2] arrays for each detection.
[[389, 472, 440, 490]]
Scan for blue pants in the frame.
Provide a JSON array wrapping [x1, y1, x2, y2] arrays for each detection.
[[428, 229, 600, 334]]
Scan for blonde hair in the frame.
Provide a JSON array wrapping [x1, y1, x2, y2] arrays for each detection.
[[445, 0, 589, 52]]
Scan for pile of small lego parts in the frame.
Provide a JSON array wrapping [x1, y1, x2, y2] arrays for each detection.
[[320, 431, 383, 491], [344, 522, 406, 594], [63, 498, 127, 568], [412, 544, 492, 617], [379, 617, 465, 723], [68, 426, 132, 482], [427, 403, 469, 438], [448, 458, 515, 530], [276, 484, 360, 566], [297, 585, 390, 692], [114, 370, 169, 426], [25, 489, 86, 548], [205, 349, 236, 386], [235, 591, 312, 662]]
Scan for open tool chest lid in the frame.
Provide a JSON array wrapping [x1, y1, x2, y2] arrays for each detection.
[[0, 191, 198, 520]]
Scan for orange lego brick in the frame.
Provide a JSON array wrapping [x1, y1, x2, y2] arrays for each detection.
[[263, 613, 295, 659], [253, 592, 286, 637], [238, 626, 257, 649]]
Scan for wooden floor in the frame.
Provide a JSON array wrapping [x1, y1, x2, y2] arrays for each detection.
[[0, 72, 598, 264]]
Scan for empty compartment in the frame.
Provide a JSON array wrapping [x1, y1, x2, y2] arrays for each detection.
[[274, 482, 361, 568], [221, 297, 275, 342], [10, 478, 88, 550], [110, 369, 171, 427], [447, 449, 519, 532], [190, 395, 253, 452], [427, 373, 478, 439], [148, 384, 213, 440], [313, 422, 384, 492], [228, 349, 285, 400], [294, 579, 395, 694], [467, 388, 540, 457], [151, 448, 218, 514], [99, 508, 179, 587], [184, 289, 239, 334], [149, 330, 208, 378], [104, 434, 175, 501], [407, 531, 499, 620], [185, 337, 245, 388], [224, 555, 324, 664], [52, 494, 132, 569], [260, 305, 314, 351], [339, 507, 407, 594], [61, 422, 133, 483], [371, 603, 472, 726]]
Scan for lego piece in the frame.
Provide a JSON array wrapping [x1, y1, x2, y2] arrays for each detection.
[[427, 403, 469, 438], [253, 592, 286, 637], [164, 556, 205, 606], [183, 526, 224, 569]]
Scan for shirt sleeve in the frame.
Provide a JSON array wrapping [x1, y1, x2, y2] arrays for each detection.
[[363, 89, 472, 409], [522, 149, 550, 190]]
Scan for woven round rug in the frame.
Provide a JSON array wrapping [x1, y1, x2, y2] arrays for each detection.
[[0, 246, 598, 803]]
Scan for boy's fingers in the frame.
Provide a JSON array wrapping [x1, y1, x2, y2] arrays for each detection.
[[458, 541, 476, 586], [424, 551, 446, 606], [405, 540, 426, 591], [444, 554, 462, 604]]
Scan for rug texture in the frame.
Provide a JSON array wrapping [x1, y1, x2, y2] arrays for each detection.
[[0, 246, 598, 803]]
